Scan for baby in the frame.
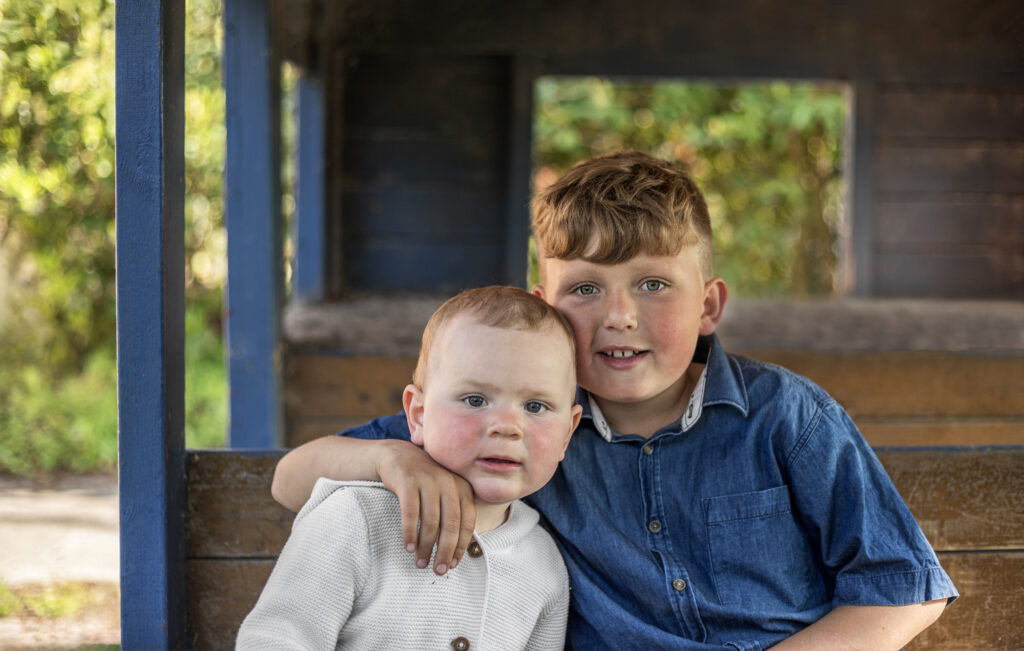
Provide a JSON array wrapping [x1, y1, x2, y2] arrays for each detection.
[[237, 286, 582, 650]]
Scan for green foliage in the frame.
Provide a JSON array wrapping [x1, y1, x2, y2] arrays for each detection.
[[0, 579, 118, 621], [0, 0, 227, 476], [534, 78, 846, 296]]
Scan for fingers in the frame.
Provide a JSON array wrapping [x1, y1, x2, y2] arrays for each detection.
[[399, 488, 421, 557], [431, 488, 464, 574], [451, 487, 477, 571], [415, 487, 441, 569]]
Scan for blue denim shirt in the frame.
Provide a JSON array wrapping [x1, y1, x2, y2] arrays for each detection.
[[341, 334, 957, 650]]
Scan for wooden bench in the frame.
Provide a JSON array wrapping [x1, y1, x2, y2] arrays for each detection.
[[186, 446, 1024, 650]]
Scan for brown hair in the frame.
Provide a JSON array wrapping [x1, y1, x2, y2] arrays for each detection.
[[532, 150, 713, 279], [413, 286, 577, 389]]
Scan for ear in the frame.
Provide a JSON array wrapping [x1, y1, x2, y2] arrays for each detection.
[[559, 404, 584, 461], [531, 284, 546, 300], [699, 278, 728, 336], [402, 384, 426, 446]]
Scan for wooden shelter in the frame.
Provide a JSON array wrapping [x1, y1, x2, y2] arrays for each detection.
[[115, 0, 1023, 647]]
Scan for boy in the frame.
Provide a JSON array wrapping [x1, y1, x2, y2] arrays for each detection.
[[272, 152, 957, 649], [238, 286, 583, 650]]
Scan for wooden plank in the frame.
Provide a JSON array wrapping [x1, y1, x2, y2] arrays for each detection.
[[878, 85, 1024, 140], [342, 241, 506, 292], [875, 197, 1024, 248], [284, 350, 1024, 420], [114, 0, 189, 646], [343, 55, 506, 133], [875, 142, 1024, 194], [877, 448, 1024, 552], [190, 559, 274, 651], [327, 0, 1024, 84], [745, 351, 1024, 418], [188, 554, 1024, 651], [861, 419, 1024, 447], [286, 417, 372, 448], [224, 0, 284, 447], [874, 251, 1023, 299], [341, 187, 502, 237], [183, 448, 1024, 557], [908, 552, 1024, 650], [341, 133, 502, 188], [187, 451, 291, 559], [284, 355, 415, 418], [185, 450, 1024, 650]]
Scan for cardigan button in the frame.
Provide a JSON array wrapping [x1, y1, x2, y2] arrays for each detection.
[[451, 636, 471, 650], [467, 541, 483, 558]]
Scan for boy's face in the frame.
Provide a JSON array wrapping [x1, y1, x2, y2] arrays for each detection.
[[534, 245, 724, 417], [404, 316, 582, 507]]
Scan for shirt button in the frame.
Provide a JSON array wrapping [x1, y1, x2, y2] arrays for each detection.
[[451, 637, 471, 650], [467, 541, 483, 558], [642, 444, 654, 455], [672, 578, 687, 591], [647, 519, 662, 533]]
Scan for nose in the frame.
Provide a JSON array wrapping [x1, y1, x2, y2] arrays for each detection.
[[603, 288, 638, 331], [488, 406, 523, 439]]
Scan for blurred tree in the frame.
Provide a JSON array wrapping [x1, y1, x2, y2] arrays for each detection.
[[534, 78, 846, 296], [0, 0, 227, 475]]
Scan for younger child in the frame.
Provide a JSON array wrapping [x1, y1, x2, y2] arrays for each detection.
[[237, 286, 582, 650], [272, 151, 957, 649]]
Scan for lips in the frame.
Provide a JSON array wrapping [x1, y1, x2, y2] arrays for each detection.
[[597, 347, 648, 368], [477, 456, 522, 472]]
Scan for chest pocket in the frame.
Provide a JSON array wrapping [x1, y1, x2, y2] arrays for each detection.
[[703, 485, 826, 610]]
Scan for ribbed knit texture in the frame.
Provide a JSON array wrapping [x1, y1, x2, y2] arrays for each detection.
[[237, 479, 569, 650]]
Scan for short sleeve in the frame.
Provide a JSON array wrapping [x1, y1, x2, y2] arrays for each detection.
[[785, 401, 958, 607], [338, 412, 413, 443]]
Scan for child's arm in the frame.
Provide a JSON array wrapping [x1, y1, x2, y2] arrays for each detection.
[[272, 434, 477, 574], [769, 600, 947, 650]]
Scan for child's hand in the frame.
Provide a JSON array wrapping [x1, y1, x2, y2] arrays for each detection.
[[375, 439, 477, 575]]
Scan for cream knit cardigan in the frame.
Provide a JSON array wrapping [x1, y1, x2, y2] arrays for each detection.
[[236, 479, 569, 650]]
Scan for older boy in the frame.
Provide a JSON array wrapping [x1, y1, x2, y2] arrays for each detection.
[[238, 287, 582, 650], [272, 152, 957, 649]]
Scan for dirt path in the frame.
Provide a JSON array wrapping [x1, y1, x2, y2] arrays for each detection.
[[0, 473, 120, 649]]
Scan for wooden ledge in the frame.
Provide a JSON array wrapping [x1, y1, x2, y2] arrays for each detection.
[[284, 296, 1024, 356]]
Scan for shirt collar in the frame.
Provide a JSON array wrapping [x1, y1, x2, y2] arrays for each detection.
[[577, 333, 748, 442]]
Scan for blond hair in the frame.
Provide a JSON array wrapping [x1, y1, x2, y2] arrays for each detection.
[[532, 150, 713, 279], [413, 286, 576, 389]]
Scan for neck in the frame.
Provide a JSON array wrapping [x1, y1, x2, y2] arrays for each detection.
[[596, 363, 705, 438], [474, 501, 511, 533]]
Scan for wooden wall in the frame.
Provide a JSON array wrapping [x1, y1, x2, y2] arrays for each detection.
[[871, 85, 1024, 298], [299, 0, 1024, 298]]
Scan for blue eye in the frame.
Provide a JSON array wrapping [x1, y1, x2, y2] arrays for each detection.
[[463, 395, 486, 408], [524, 401, 547, 414], [641, 279, 665, 291]]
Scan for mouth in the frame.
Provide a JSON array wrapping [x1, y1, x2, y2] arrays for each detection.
[[477, 457, 522, 471], [599, 347, 647, 359]]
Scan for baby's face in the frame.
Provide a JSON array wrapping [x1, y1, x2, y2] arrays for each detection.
[[410, 316, 581, 507]]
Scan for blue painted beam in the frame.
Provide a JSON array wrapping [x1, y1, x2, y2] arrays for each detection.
[[293, 72, 326, 302], [115, 0, 189, 646], [224, 0, 284, 447]]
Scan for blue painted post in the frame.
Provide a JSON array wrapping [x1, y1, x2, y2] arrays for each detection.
[[115, 0, 189, 646], [293, 72, 326, 302], [224, 0, 284, 447]]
